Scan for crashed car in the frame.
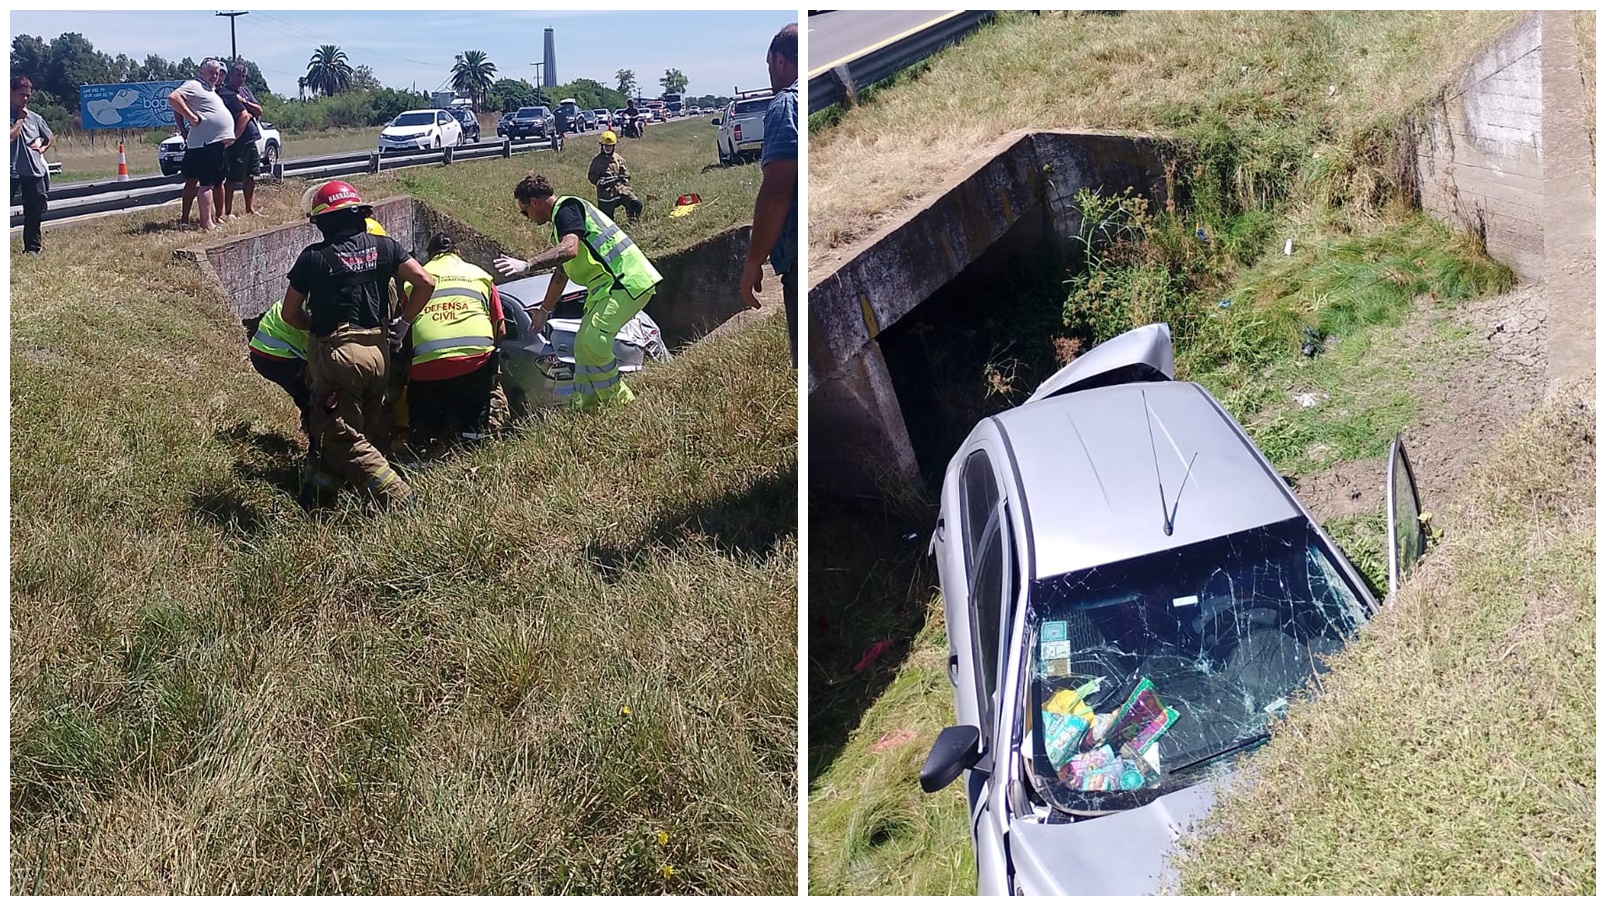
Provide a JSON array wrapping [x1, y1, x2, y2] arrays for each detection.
[[919, 323, 1425, 896], [495, 273, 671, 415]]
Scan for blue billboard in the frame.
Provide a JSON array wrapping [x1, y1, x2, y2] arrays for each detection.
[[78, 81, 184, 130]]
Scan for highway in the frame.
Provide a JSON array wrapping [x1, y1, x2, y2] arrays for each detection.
[[808, 10, 963, 78]]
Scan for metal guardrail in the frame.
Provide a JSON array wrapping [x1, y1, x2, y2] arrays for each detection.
[[808, 10, 994, 112], [10, 133, 565, 228]]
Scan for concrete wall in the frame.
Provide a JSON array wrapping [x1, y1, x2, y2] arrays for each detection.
[[647, 225, 757, 350], [185, 196, 423, 322], [178, 198, 756, 354], [1415, 14, 1545, 281]]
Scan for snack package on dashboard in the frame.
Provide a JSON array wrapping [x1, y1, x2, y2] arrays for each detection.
[[1043, 712, 1090, 770], [1060, 743, 1116, 786], [1043, 676, 1101, 723], [1106, 677, 1178, 755]]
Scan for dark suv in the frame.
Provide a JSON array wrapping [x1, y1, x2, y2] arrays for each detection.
[[554, 100, 584, 134], [506, 106, 555, 140], [451, 108, 480, 143]]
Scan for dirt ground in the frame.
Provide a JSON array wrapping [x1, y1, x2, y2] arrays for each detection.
[[1294, 283, 1549, 523]]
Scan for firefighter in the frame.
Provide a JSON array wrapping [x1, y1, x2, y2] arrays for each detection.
[[399, 232, 506, 448], [587, 130, 643, 222], [279, 180, 435, 508], [495, 173, 662, 410]]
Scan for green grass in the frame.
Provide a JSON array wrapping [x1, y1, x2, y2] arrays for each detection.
[[10, 120, 796, 895], [809, 10, 1520, 258], [1174, 379, 1595, 895]]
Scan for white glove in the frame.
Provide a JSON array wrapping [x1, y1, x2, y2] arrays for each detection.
[[495, 255, 531, 277], [388, 317, 409, 351]]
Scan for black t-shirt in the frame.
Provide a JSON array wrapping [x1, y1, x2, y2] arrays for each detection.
[[553, 198, 587, 240], [288, 230, 411, 337]]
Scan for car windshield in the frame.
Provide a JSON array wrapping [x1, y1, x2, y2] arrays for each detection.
[[1021, 516, 1370, 814], [392, 112, 435, 127], [517, 108, 545, 117]]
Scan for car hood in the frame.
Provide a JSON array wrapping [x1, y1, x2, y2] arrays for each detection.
[[381, 125, 433, 138], [1025, 322, 1175, 405], [1010, 781, 1217, 896]]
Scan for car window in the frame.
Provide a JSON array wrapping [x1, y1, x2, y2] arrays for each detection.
[[960, 450, 1000, 572], [1386, 436, 1425, 595], [970, 507, 1008, 737], [735, 99, 771, 116], [438, 112, 450, 125]]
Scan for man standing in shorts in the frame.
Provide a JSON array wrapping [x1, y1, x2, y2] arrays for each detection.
[[217, 60, 263, 219], [167, 59, 234, 230]]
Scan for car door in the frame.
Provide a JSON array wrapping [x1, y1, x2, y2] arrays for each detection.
[[438, 110, 458, 145], [1385, 434, 1426, 597], [967, 499, 1019, 897]]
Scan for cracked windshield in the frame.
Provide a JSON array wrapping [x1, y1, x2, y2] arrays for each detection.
[[1024, 516, 1370, 810]]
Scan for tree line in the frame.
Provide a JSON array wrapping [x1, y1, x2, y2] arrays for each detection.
[[11, 31, 733, 138]]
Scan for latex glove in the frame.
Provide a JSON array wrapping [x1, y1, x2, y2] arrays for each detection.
[[525, 306, 551, 337], [495, 255, 531, 277], [388, 317, 409, 351]]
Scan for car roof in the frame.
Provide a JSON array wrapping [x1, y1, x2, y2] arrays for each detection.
[[991, 380, 1301, 580]]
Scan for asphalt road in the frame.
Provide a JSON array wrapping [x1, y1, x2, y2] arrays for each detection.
[[807, 10, 961, 77]]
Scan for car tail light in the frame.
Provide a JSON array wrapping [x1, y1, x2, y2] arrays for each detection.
[[733, 124, 743, 142]]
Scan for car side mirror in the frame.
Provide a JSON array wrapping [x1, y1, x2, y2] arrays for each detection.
[[920, 725, 983, 793], [711, 117, 722, 125]]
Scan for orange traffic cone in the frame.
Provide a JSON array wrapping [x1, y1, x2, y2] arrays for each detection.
[[116, 142, 129, 181]]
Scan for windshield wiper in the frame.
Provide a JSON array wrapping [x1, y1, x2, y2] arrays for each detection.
[[1168, 732, 1270, 776]]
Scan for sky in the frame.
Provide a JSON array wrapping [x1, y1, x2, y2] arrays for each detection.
[[9, 7, 797, 100]]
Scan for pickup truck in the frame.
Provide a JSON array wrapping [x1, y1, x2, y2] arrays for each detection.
[[158, 121, 282, 177], [713, 89, 774, 166]]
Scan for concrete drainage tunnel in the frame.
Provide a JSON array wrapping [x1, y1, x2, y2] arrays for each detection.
[[810, 131, 1174, 498]]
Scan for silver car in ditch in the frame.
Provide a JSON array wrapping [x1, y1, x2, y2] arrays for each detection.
[[495, 273, 671, 415], [920, 323, 1424, 895]]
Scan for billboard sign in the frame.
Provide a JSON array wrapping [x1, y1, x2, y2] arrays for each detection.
[[78, 81, 184, 130]]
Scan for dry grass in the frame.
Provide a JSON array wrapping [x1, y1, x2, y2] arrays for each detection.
[[9, 123, 796, 894], [1173, 379, 1595, 894], [808, 10, 1518, 269]]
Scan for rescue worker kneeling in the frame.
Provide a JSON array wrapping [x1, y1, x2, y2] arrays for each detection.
[[397, 233, 505, 448], [280, 180, 434, 509]]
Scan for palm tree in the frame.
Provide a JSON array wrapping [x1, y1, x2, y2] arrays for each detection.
[[450, 50, 498, 111], [304, 44, 353, 97]]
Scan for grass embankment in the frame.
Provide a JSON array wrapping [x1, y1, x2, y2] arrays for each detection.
[[808, 9, 1521, 262], [1176, 379, 1596, 895], [10, 118, 796, 895], [807, 9, 1589, 895]]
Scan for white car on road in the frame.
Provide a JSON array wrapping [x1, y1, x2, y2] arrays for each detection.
[[158, 122, 281, 177], [378, 109, 463, 153]]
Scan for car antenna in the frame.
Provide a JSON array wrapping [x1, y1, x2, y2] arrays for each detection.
[[1141, 389, 1172, 536], [1142, 389, 1200, 536]]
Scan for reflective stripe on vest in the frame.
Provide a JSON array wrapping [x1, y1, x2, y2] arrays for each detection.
[[409, 253, 496, 366], [249, 299, 308, 359], [551, 196, 662, 302]]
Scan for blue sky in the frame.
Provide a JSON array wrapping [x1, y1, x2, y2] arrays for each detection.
[[10, 8, 796, 99]]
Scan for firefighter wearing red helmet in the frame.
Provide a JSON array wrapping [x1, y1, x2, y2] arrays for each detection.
[[280, 180, 436, 508]]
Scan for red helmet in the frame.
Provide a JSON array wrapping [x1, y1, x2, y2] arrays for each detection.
[[303, 180, 367, 219]]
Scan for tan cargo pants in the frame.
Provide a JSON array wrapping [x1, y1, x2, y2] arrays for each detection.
[[305, 324, 412, 507]]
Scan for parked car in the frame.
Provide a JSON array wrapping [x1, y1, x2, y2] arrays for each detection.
[[918, 323, 1424, 896], [494, 272, 671, 415], [505, 106, 555, 141], [496, 111, 516, 138], [713, 89, 773, 165], [451, 107, 481, 143], [158, 121, 282, 177], [378, 108, 462, 153], [555, 98, 585, 134]]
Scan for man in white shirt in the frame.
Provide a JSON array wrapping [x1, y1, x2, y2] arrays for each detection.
[[167, 59, 235, 230]]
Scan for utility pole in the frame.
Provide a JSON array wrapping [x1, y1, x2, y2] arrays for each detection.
[[529, 62, 544, 105], [216, 11, 248, 66]]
